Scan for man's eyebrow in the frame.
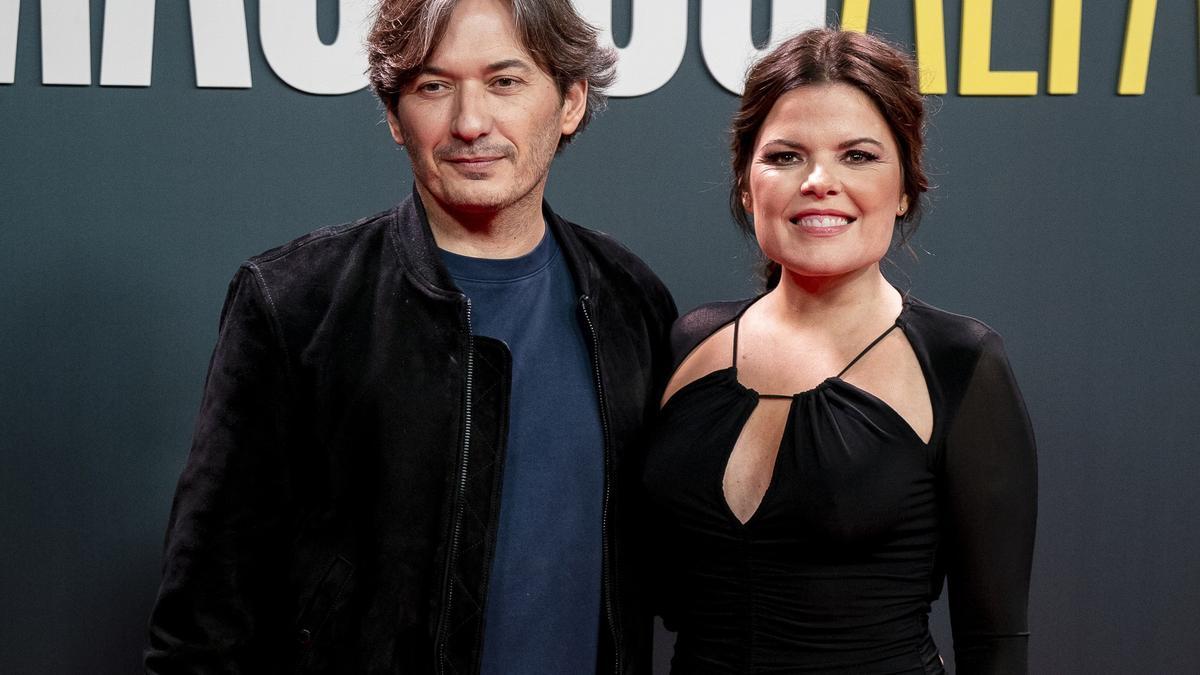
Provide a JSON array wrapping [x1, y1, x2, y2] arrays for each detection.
[[485, 58, 534, 73], [417, 59, 534, 77]]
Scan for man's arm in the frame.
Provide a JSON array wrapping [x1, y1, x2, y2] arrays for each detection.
[[146, 266, 293, 674]]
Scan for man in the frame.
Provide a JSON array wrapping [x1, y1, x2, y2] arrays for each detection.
[[144, 0, 676, 673]]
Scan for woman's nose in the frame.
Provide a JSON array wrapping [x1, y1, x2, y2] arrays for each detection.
[[800, 163, 839, 198]]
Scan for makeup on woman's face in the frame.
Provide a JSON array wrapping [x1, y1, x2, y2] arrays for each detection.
[[746, 82, 906, 280]]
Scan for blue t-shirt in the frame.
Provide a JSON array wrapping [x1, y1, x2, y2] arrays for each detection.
[[440, 228, 605, 675]]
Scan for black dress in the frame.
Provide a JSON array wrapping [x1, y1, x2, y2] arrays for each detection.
[[642, 297, 1037, 674]]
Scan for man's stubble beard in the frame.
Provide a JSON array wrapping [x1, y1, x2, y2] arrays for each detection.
[[401, 114, 563, 218]]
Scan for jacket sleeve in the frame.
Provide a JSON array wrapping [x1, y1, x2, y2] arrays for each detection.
[[942, 332, 1038, 674], [146, 266, 293, 674]]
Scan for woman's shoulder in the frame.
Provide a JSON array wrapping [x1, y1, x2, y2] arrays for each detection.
[[901, 296, 1011, 374], [670, 298, 757, 372]]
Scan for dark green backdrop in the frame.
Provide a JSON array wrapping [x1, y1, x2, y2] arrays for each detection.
[[3, 1, 1199, 672]]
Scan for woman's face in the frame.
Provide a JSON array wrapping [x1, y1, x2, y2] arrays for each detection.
[[746, 82, 907, 280]]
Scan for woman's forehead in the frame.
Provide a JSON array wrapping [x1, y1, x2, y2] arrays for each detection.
[[757, 83, 894, 146]]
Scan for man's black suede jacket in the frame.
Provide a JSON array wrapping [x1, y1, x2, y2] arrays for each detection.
[[146, 193, 677, 674]]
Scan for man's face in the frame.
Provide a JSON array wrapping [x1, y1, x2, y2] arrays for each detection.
[[387, 0, 587, 219]]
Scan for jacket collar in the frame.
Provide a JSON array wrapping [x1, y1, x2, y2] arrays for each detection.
[[389, 185, 594, 299]]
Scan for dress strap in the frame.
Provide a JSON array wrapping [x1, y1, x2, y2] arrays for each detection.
[[836, 321, 901, 378], [732, 315, 742, 368]]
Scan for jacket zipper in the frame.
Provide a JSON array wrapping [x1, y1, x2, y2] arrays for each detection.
[[437, 297, 473, 674], [580, 296, 621, 675]]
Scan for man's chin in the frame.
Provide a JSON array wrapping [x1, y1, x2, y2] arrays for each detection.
[[439, 182, 535, 214]]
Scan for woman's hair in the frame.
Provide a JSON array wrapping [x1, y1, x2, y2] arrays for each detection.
[[730, 28, 930, 287], [366, 0, 617, 149]]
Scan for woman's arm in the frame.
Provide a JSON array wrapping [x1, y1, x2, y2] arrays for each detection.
[[942, 331, 1038, 674]]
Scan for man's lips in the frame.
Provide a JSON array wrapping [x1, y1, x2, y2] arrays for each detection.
[[447, 156, 504, 163]]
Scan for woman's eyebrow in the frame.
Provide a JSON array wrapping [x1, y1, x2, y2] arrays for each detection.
[[838, 137, 884, 150], [761, 138, 806, 150], [761, 137, 885, 151]]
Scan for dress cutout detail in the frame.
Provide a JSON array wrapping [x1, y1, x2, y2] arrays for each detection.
[[723, 315, 904, 525]]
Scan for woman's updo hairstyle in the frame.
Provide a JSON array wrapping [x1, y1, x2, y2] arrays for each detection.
[[730, 28, 930, 288]]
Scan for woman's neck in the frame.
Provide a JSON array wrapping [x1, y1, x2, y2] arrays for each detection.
[[764, 264, 901, 334]]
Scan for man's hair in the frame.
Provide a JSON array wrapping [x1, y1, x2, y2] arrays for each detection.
[[367, 0, 618, 148]]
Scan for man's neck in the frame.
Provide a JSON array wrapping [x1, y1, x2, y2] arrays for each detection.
[[417, 183, 548, 259]]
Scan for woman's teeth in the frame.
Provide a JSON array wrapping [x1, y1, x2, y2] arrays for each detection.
[[792, 215, 850, 228]]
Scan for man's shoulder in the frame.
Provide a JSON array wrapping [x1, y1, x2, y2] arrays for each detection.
[[558, 218, 676, 320], [565, 221, 655, 278], [225, 205, 404, 326], [246, 207, 396, 278]]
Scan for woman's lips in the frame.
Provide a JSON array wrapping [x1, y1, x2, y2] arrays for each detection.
[[789, 214, 854, 236]]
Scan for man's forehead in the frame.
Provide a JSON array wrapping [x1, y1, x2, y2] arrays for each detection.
[[414, 0, 555, 75]]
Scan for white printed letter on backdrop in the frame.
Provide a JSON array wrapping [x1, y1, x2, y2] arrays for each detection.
[[1, 0, 19, 84], [41, 0, 91, 85], [700, 0, 826, 95], [260, 0, 371, 95], [101, 0, 156, 86], [576, 0, 688, 98], [190, 0, 252, 88]]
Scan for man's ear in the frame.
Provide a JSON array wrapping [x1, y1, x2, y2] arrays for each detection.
[[741, 189, 752, 213], [386, 106, 405, 146], [560, 80, 588, 136]]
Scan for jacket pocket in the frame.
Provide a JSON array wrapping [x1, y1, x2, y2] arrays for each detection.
[[295, 555, 355, 650]]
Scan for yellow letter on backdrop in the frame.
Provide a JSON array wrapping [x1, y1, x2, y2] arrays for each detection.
[[841, 0, 870, 32], [1048, 0, 1082, 94], [915, 0, 948, 94], [959, 0, 1038, 95], [843, 0, 948, 95], [1118, 0, 1157, 94]]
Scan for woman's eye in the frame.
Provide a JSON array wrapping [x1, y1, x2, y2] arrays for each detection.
[[765, 151, 802, 165], [844, 149, 880, 163]]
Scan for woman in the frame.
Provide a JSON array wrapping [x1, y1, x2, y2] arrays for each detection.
[[642, 29, 1037, 674]]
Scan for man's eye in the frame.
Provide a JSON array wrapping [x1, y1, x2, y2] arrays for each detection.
[[493, 77, 520, 88], [417, 82, 446, 93]]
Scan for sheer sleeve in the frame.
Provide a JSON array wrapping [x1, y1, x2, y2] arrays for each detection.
[[942, 331, 1038, 674]]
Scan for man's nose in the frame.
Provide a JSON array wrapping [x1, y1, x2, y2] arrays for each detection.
[[800, 162, 839, 198], [451, 84, 493, 143]]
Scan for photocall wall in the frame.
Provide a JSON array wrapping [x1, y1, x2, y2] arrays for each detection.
[[2, 1, 1198, 672]]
